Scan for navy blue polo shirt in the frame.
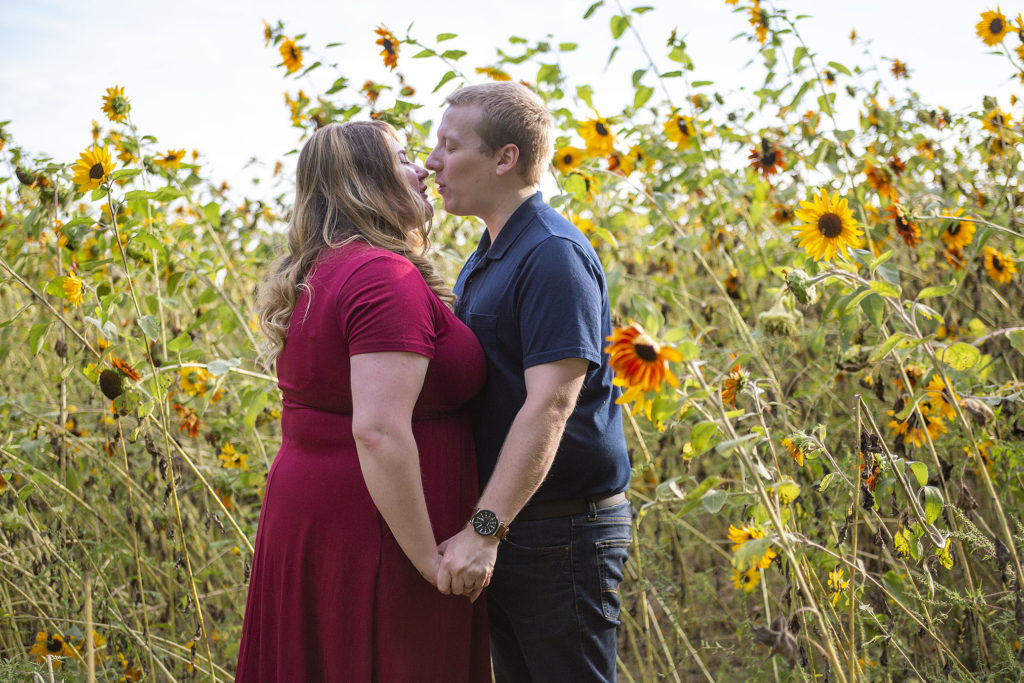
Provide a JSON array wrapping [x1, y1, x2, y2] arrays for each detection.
[[453, 192, 630, 503]]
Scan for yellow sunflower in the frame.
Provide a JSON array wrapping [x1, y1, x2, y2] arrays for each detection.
[[731, 567, 761, 593], [72, 145, 114, 191], [375, 26, 400, 70], [154, 149, 186, 170], [90, 119, 101, 142], [607, 149, 636, 177], [939, 209, 975, 251], [219, 443, 249, 470], [604, 321, 683, 393], [263, 20, 273, 47], [886, 203, 921, 247], [663, 113, 699, 150], [28, 631, 77, 666], [63, 272, 84, 307], [579, 117, 615, 156], [925, 375, 960, 421], [748, 0, 768, 43], [827, 567, 850, 605], [977, 8, 1009, 46], [102, 85, 130, 123], [721, 363, 747, 408], [553, 146, 584, 173], [279, 37, 303, 73], [982, 107, 1013, 138], [890, 59, 909, 79], [475, 66, 512, 81], [781, 437, 804, 466], [983, 246, 1018, 283], [792, 189, 862, 261]]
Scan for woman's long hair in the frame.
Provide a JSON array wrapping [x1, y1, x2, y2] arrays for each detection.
[[256, 121, 454, 367]]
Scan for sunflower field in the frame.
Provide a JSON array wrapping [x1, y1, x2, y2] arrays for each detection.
[[2, 2, 1024, 681]]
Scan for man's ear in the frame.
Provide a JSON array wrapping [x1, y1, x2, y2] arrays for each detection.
[[495, 144, 520, 176]]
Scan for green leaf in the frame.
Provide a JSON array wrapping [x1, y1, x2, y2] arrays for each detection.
[[432, 70, 457, 93], [819, 472, 839, 493], [202, 201, 221, 228], [124, 189, 154, 201], [29, 322, 52, 356], [633, 85, 654, 109], [827, 60, 852, 76], [441, 49, 466, 60], [922, 486, 943, 524], [138, 315, 160, 340], [325, 76, 348, 95], [610, 14, 629, 39], [917, 283, 956, 300], [869, 332, 910, 363], [583, 1, 604, 19], [436, 32, 457, 42], [714, 433, 760, 455], [907, 461, 928, 487], [860, 293, 884, 329], [90, 186, 108, 201], [108, 168, 141, 182], [208, 358, 240, 376], [701, 488, 727, 514], [869, 280, 901, 298], [734, 536, 771, 571], [792, 46, 807, 69], [677, 341, 699, 362], [559, 42, 578, 52], [1007, 330, 1024, 356], [413, 48, 437, 58], [691, 421, 720, 454], [576, 85, 594, 108], [166, 332, 193, 353], [941, 342, 980, 371]]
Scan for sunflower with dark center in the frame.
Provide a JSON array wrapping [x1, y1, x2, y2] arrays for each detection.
[[886, 203, 921, 247], [553, 146, 584, 173], [579, 117, 615, 156], [112, 357, 142, 381], [604, 321, 683, 393], [977, 8, 1009, 45], [664, 113, 699, 150], [939, 209, 975, 251], [375, 25, 399, 70], [864, 161, 893, 197], [984, 245, 1018, 283], [983, 107, 1013, 138], [154, 149, 186, 170], [72, 145, 114, 191], [792, 188, 862, 261], [28, 631, 76, 664], [102, 85, 130, 123], [890, 59, 909, 79], [724, 269, 742, 299], [279, 37, 303, 73], [748, 138, 785, 178], [823, 69, 836, 86], [888, 155, 906, 177], [925, 375, 960, 421]]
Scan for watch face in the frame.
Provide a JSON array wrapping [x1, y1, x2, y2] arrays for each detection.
[[473, 509, 499, 536]]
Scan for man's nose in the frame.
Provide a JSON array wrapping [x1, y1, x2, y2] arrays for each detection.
[[424, 148, 441, 171]]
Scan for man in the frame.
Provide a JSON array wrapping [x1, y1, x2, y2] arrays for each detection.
[[426, 82, 632, 682]]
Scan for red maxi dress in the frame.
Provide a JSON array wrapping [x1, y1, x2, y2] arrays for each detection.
[[235, 243, 491, 682]]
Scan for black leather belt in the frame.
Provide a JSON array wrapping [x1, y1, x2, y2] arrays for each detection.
[[515, 492, 627, 522]]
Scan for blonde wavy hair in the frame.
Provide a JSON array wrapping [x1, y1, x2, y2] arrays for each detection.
[[256, 121, 453, 367]]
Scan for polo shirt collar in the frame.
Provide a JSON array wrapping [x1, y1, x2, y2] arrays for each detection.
[[480, 192, 545, 260]]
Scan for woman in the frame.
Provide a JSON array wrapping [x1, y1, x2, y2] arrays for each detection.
[[235, 121, 490, 682]]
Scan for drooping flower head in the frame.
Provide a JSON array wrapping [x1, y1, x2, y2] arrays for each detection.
[[604, 321, 682, 393], [375, 25, 400, 70], [102, 86, 131, 123], [886, 203, 921, 247], [63, 272, 84, 307], [792, 189, 863, 261], [977, 7, 1009, 45], [279, 37, 303, 73], [72, 145, 114, 192]]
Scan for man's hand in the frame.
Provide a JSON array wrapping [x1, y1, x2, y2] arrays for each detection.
[[436, 527, 498, 600]]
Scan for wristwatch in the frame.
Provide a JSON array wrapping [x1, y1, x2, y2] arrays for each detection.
[[470, 508, 509, 541]]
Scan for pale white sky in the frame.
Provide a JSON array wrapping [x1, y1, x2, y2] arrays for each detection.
[[1, 0, 1019, 199]]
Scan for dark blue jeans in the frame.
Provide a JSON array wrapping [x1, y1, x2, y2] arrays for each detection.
[[487, 500, 633, 682]]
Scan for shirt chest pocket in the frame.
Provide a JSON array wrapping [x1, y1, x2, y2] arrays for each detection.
[[467, 312, 500, 346]]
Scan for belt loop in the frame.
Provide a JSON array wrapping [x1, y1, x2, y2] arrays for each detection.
[[587, 497, 597, 521]]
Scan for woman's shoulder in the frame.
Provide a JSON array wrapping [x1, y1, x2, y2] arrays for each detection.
[[314, 242, 416, 281]]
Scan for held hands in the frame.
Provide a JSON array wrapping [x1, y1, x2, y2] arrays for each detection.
[[435, 526, 498, 601]]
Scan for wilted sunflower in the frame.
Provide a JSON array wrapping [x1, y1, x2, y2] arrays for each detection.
[[977, 7, 1009, 45], [781, 437, 804, 466], [748, 138, 785, 178], [102, 85, 130, 123], [890, 59, 909, 79], [864, 161, 893, 198], [579, 117, 615, 156], [279, 37, 303, 73], [553, 146, 584, 173], [886, 203, 921, 247], [747, 0, 768, 43], [792, 189, 862, 261], [72, 145, 114, 191], [154, 149, 186, 170], [721, 363, 747, 408], [375, 26, 400, 70], [63, 272, 84, 307], [983, 245, 1018, 283], [664, 113, 698, 150], [939, 209, 975, 250], [604, 321, 683, 393], [111, 357, 141, 381]]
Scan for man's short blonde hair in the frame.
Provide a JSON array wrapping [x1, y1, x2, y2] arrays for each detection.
[[445, 82, 553, 186]]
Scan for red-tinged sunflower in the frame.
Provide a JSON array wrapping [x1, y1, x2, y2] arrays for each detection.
[[944, 246, 967, 270], [977, 7, 1009, 45], [154, 149, 186, 170], [864, 161, 893, 198], [888, 155, 906, 177], [983, 245, 1018, 283], [279, 37, 303, 73], [925, 375, 960, 421], [111, 357, 142, 381], [721, 363, 747, 408], [553, 146, 584, 173], [361, 80, 381, 105], [72, 145, 114, 192], [890, 59, 909, 79], [939, 209, 975, 251], [102, 85, 130, 123], [748, 138, 785, 178], [604, 321, 683, 393], [475, 66, 512, 81], [579, 117, 615, 157], [173, 403, 201, 438], [792, 188, 863, 262], [886, 203, 921, 247], [607, 149, 635, 176], [664, 113, 699, 150], [375, 26, 399, 70]]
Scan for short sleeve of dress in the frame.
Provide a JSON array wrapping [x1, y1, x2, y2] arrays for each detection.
[[336, 252, 437, 359]]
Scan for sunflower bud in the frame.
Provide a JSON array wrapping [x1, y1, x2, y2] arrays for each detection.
[[99, 369, 123, 400], [758, 306, 799, 337], [15, 168, 34, 186], [785, 269, 818, 305]]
